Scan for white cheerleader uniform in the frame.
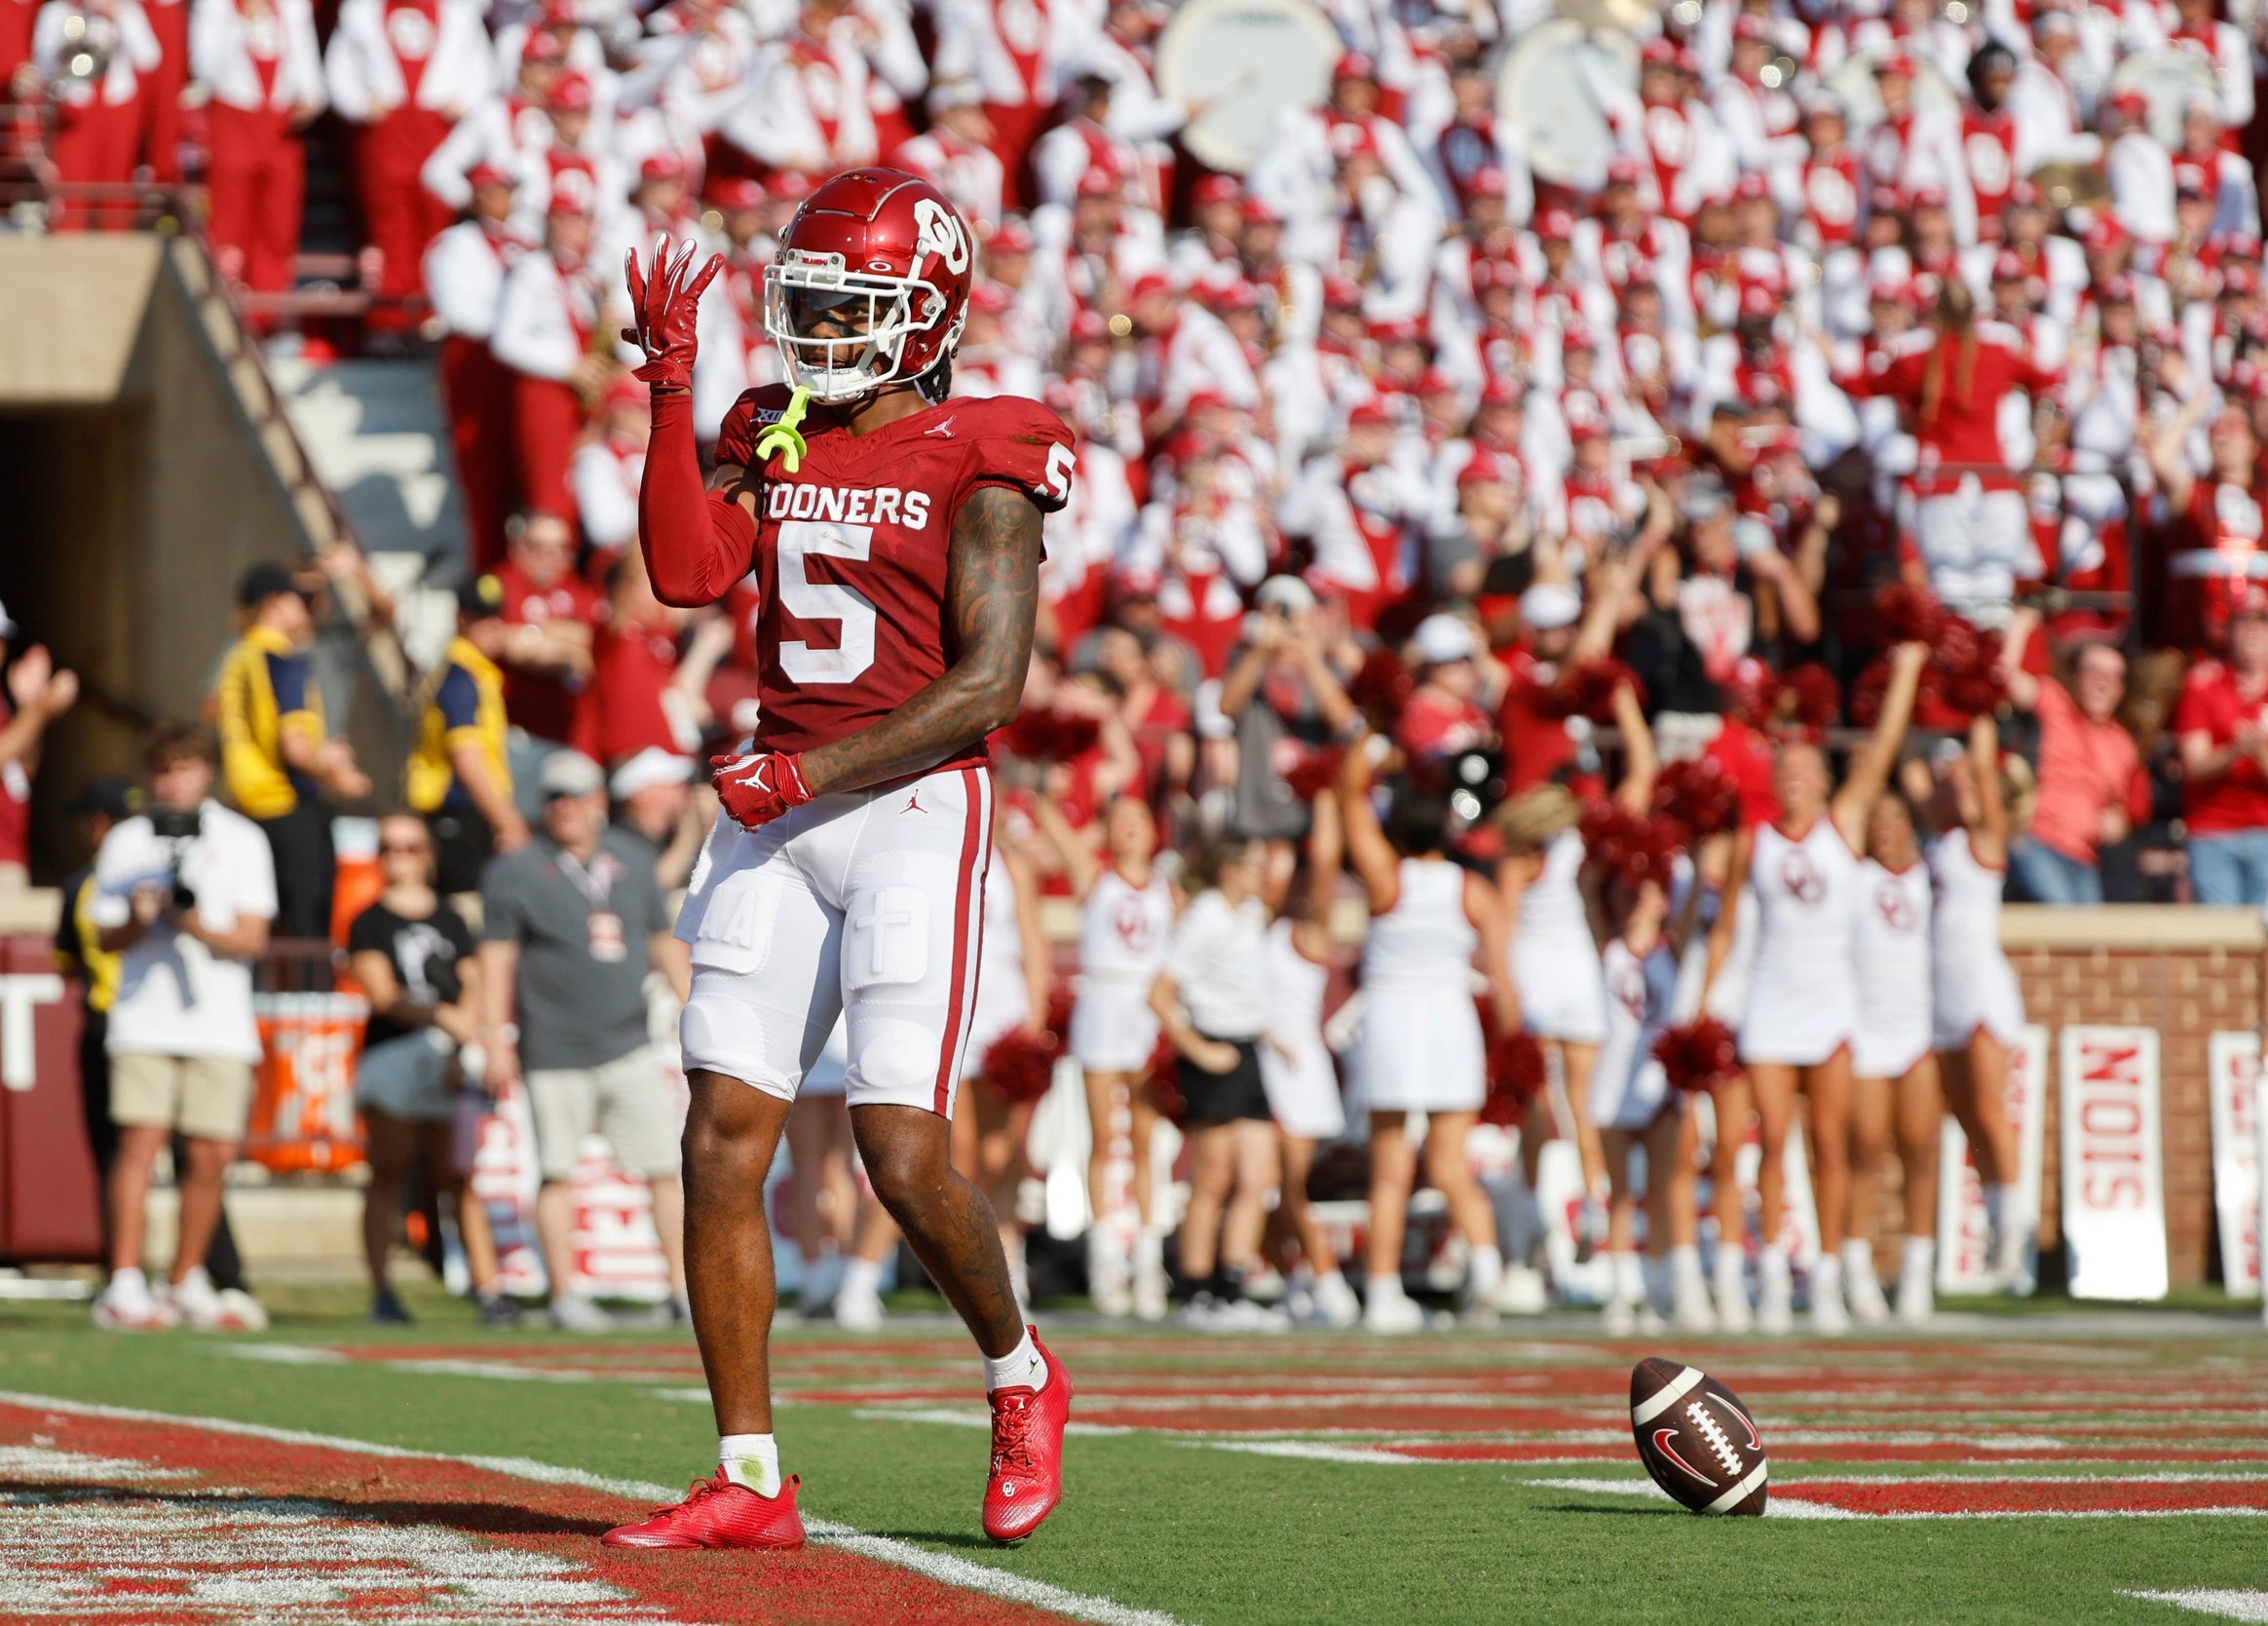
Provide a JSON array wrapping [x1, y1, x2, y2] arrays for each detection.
[[1852, 857, 1934, 1080], [1260, 917, 1346, 1140], [1739, 818, 1861, 1067], [1068, 865, 1174, 1072], [1928, 828, 2025, 1051], [1587, 937, 1680, 1130], [964, 848, 1034, 1069], [1512, 828, 1609, 1045], [1355, 858, 1486, 1113]]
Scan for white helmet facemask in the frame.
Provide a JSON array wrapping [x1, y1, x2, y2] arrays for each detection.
[[762, 249, 964, 402]]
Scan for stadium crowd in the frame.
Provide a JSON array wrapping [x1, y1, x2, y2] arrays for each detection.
[[10, 0, 2268, 1332]]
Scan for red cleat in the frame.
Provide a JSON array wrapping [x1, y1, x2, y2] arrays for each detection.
[[983, 1329, 1072, 1543], [601, 1469, 806, 1550]]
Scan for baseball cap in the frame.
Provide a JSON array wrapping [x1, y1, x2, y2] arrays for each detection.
[[458, 572, 507, 621], [1256, 575, 1316, 614], [1412, 613, 1477, 665], [1521, 582, 1582, 631], [1192, 173, 1241, 207], [640, 150, 689, 184], [547, 71, 593, 111], [709, 175, 765, 211], [610, 746, 695, 801], [466, 161, 515, 191], [539, 749, 605, 798], [237, 560, 302, 609]]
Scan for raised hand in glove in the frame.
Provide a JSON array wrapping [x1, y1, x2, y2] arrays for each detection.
[[713, 747, 814, 831], [624, 238, 724, 394]]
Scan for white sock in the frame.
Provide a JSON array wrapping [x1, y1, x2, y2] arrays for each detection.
[[1901, 1235, 1936, 1282], [1811, 1252, 1843, 1295], [1759, 1242, 1792, 1282], [983, 1328, 1048, 1393], [1613, 1250, 1644, 1304], [1467, 1244, 1503, 1297], [1714, 1243, 1745, 1285], [840, 1256, 883, 1301], [1366, 1272, 1405, 1305], [1839, 1238, 1875, 1278], [1671, 1244, 1706, 1298], [1135, 1229, 1164, 1267], [1641, 1253, 1672, 1314], [108, 1266, 147, 1299], [1315, 1267, 1348, 1290], [1982, 1183, 2008, 1230], [719, 1433, 780, 1496]]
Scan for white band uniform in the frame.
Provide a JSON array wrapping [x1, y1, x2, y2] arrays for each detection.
[[676, 763, 995, 1116]]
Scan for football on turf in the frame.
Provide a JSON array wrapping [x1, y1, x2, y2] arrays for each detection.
[[1628, 1357, 1768, 1516]]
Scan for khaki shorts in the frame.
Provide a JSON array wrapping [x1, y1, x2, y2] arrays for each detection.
[[110, 1052, 255, 1144], [525, 1044, 681, 1183]]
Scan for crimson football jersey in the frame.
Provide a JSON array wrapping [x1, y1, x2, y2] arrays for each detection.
[[712, 387, 1076, 766]]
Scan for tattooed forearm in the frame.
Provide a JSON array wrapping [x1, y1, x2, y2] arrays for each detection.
[[796, 483, 1040, 796]]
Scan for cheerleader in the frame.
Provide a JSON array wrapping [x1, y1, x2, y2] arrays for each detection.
[[1928, 712, 2031, 1292], [950, 813, 1054, 1308], [1848, 791, 1942, 1326], [1261, 784, 1360, 1328], [1708, 643, 1927, 1333], [1151, 837, 1277, 1324], [1340, 737, 1522, 1333], [1493, 681, 1651, 1304], [1587, 829, 1713, 1335], [1042, 793, 1176, 1320]]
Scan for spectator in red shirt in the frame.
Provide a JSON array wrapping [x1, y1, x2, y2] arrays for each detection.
[[489, 510, 600, 753], [2004, 630, 2147, 904], [1396, 614, 1494, 765], [2174, 594, 2268, 904], [572, 554, 732, 771]]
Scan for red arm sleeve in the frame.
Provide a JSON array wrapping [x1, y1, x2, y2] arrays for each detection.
[[640, 391, 758, 610]]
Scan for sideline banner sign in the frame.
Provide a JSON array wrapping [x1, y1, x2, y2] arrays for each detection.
[[2060, 1026, 2168, 1301], [2208, 1031, 2261, 1298]]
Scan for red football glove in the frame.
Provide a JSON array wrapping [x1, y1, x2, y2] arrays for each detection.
[[712, 748, 813, 831], [623, 238, 723, 395]]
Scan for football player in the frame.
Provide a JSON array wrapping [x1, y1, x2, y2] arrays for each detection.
[[601, 170, 1077, 1552]]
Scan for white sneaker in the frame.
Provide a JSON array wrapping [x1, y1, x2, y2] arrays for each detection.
[[1493, 1264, 1549, 1316], [1992, 1224, 2037, 1296], [1810, 1285, 1851, 1335], [1087, 1235, 1133, 1318], [1895, 1269, 1934, 1327], [1671, 1281, 1720, 1334], [1635, 1304, 1668, 1335], [1713, 1257, 1753, 1334], [163, 1274, 258, 1332], [548, 1294, 616, 1333], [1601, 1295, 1638, 1336], [1845, 1262, 1891, 1326], [833, 1279, 887, 1332], [216, 1288, 269, 1332], [1310, 1272, 1362, 1329], [1131, 1259, 1170, 1322], [92, 1279, 176, 1332], [1242, 1264, 1287, 1305], [1756, 1264, 1795, 1335], [1364, 1292, 1424, 1334]]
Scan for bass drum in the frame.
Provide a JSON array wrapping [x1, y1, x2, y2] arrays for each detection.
[[1495, 18, 1639, 188], [1154, 0, 1344, 176], [2109, 48, 2221, 152], [1822, 49, 1961, 128]]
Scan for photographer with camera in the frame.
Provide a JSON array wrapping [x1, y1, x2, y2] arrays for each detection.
[[86, 723, 277, 1332]]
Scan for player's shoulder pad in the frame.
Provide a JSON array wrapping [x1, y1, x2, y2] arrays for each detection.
[[715, 384, 801, 468], [954, 395, 1077, 516]]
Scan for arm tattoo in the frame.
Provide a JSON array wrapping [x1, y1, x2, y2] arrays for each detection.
[[797, 484, 1040, 796]]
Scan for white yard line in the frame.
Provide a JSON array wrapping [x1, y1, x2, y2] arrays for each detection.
[[0, 1390, 1191, 1626], [2124, 1592, 2268, 1623], [1526, 1476, 2268, 1520]]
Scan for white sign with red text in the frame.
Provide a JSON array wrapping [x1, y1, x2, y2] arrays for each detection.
[[1936, 1025, 2048, 1295], [2208, 1031, 2261, 1298], [2060, 1025, 2168, 1301]]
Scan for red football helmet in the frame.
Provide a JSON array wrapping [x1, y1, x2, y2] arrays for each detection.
[[762, 168, 975, 402]]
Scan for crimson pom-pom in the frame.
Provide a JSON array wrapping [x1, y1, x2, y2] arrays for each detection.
[[1847, 653, 1897, 729], [1349, 648, 1415, 730], [1144, 1034, 1189, 1125], [1780, 662, 1841, 735], [1484, 1030, 1547, 1127], [998, 705, 1102, 763], [1536, 657, 1644, 722], [979, 1026, 1063, 1106], [1874, 583, 1948, 646], [1579, 803, 1683, 890], [1653, 1018, 1740, 1094], [1720, 656, 1781, 728], [1281, 744, 1345, 803], [1933, 623, 2006, 720], [1652, 758, 1740, 842]]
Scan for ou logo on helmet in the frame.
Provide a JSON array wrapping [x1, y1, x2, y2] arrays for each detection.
[[913, 198, 970, 278]]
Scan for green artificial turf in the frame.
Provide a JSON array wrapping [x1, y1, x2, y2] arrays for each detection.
[[2, 1285, 2265, 1624]]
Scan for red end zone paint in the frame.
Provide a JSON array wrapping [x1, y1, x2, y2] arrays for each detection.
[[0, 1400, 1069, 1626]]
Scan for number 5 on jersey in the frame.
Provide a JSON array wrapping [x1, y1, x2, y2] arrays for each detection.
[[777, 520, 877, 685]]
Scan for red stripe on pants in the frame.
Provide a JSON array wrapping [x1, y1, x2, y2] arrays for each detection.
[[511, 370, 584, 536], [932, 767, 987, 1116], [48, 98, 139, 228], [439, 334, 520, 570], [141, 0, 189, 181]]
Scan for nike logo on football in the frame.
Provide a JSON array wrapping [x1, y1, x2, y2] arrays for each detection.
[[925, 417, 956, 436]]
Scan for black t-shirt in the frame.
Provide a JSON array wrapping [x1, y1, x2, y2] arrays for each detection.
[[348, 897, 476, 1049]]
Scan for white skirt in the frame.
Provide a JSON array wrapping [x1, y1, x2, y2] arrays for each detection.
[[1739, 967, 1856, 1068], [1588, 1053, 1671, 1131], [1356, 987, 1486, 1114], [1261, 1032, 1346, 1140], [1932, 947, 2025, 1052], [1853, 1011, 1933, 1081], [1513, 931, 1608, 1045], [1071, 979, 1160, 1074]]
